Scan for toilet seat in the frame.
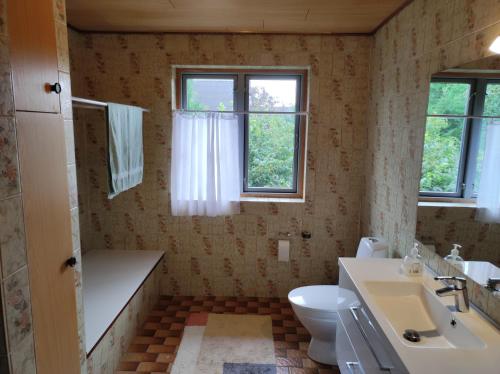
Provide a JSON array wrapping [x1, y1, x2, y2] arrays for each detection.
[[288, 285, 338, 319]]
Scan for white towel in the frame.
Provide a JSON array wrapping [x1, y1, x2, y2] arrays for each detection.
[[107, 103, 143, 199]]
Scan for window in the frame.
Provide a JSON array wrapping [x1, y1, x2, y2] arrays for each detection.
[[177, 68, 307, 198], [420, 78, 500, 198]]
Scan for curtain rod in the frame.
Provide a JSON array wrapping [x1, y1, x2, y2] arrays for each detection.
[[427, 114, 500, 120], [174, 109, 308, 115], [72, 97, 150, 112]]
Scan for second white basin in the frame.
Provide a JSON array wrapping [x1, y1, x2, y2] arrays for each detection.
[[364, 281, 485, 350]]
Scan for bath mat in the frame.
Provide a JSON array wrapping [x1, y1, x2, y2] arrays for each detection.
[[171, 313, 276, 374], [223, 363, 277, 374]]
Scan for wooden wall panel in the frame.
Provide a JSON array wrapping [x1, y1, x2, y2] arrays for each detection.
[[8, 0, 60, 113], [17, 112, 80, 374]]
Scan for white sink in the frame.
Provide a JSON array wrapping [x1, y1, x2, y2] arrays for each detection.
[[364, 281, 486, 350]]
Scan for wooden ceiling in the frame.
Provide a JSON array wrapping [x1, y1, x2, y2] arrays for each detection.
[[66, 0, 411, 34]]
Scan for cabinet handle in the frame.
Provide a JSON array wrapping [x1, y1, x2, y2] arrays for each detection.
[[346, 361, 360, 374], [349, 306, 393, 371], [49, 82, 62, 94], [65, 256, 77, 268]]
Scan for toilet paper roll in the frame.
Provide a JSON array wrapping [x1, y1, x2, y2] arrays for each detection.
[[278, 240, 290, 262]]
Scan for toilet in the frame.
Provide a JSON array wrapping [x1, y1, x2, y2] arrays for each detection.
[[288, 237, 388, 365]]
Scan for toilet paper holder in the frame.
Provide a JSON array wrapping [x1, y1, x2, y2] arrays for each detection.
[[277, 231, 292, 239]]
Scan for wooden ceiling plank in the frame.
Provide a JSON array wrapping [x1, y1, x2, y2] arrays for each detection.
[[66, 0, 411, 34]]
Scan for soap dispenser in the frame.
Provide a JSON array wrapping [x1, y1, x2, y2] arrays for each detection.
[[401, 243, 423, 276], [444, 244, 465, 271]]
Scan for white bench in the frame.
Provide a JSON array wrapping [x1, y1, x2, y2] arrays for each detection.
[[82, 249, 164, 354]]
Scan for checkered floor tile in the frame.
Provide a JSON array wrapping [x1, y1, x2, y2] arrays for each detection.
[[117, 296, 341, 374]]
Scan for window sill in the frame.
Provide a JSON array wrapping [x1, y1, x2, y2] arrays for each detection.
[[240, 196, 305, 203], [418, 201, 476, 208]]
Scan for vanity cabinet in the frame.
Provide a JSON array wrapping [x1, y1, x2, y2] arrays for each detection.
[[336, 265, 408, 374]]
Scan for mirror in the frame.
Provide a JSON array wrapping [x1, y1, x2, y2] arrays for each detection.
[[416, 55, 500, 291]]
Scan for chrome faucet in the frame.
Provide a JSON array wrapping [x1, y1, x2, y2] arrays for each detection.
[[434, 276, 469, 313], [486, 277, 500, 291]]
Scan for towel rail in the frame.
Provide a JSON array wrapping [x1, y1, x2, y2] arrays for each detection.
[[71, 97, 149, 112]]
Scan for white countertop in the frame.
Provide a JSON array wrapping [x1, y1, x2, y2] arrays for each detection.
[[462, 261, 500, 286], [82, 249, 164, 353], [339, 258, 500, 374]]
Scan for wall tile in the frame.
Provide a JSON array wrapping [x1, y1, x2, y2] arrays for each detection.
[[0, 117, 19, 198], [69, 31, 373, 297], [59, 72, 73, 120], [53, 0, 66, 24], [363, 0, 500, 325], [2, 267, 33, 351], [0, 300, 8, 364], [68, 163, 78, 209], [9, 331, 35, 374], [65, 120, 76, 165], [0, 36, 14, 117], [55, 20, 70, 73], [0, 197, 26, 278], [417, 205, 500, 266], [71, 207, 81, 252]]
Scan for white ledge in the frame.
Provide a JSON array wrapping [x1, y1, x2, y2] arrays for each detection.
[[418, 201, 476, 208], [240, 196, 305, 203], [82, 249, 164, 354]]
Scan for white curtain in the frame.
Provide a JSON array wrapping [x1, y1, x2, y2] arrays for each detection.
[[170, 112, 240, 216], [476, 123, 500, 223]]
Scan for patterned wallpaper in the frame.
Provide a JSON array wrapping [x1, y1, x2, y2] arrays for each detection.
[[362, 0, 500, 324], [0, 0, 87, 372], [417, 205, 500, 267], [68, 31, 373, 298]]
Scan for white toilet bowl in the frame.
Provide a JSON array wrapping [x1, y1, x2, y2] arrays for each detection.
[[288, 285, 338, 365], [288, 237, 388, 364]]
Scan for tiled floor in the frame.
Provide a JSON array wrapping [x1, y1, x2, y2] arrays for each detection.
[[117, 296, 341, 374]]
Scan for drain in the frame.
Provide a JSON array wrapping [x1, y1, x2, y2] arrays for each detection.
[[403, 329, 421, 342]]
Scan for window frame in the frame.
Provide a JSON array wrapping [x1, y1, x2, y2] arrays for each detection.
[[176, 67, 308, 199], [419, 76, 498, 199]]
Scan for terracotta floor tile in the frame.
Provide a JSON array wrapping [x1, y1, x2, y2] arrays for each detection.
[[276, 357, 303, 367], [127, 344, 149, 353], [147, 344, 176, 354], [185, 312, 209, 326], [136, 362, 170, 372], [318, 368, 341, 374], [163, 337, 181, 346], [154, 329, 180, 338], [289, 368, 319, 374], [156, 353, 175, 363], [118, 296, 339, 373], [122, 352, 158, 363], [302, 358, 322, 368], [132, 336, 165, 345], [116, 362, 140, 371], [170, 322, 184, 330], [287, 349, 308, 358]]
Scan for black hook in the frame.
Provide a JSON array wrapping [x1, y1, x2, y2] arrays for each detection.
[[65, 256, 77, 268], [49, 82, 62, 94]]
